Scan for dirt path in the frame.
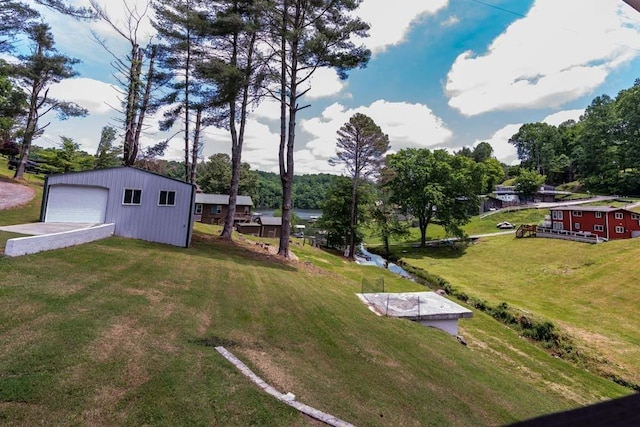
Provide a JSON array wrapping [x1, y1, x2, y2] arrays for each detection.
[[0, 181, 36, 211]]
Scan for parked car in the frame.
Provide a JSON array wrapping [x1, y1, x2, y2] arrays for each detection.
[[7, 157, 41, 174], [496, 221, 515, 229]]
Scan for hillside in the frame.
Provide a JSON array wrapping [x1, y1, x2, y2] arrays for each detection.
[[0, 222, 631, 425], [392, 234, 640, 389]]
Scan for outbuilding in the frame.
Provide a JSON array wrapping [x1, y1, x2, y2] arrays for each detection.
[[40, 167, 196, 247]]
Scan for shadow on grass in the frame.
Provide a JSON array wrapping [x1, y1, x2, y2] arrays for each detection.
[[390, 243, 468, 260], [193, 335, 240, 348], [96, 233, 298, 272]]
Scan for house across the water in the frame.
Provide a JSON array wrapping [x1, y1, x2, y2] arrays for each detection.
[[194, 194, 253, 225]]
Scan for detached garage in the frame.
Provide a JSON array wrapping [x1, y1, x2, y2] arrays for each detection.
[[40, 167, 196, 247]]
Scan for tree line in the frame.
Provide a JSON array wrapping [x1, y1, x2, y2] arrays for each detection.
[[1, 0, 370, 257], [509, 78, 640, 195], [317, 114, 508, 257]]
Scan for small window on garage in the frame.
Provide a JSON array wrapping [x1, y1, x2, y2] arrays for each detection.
[[123, 188, 142, 205], [158, 190, 176, 206]]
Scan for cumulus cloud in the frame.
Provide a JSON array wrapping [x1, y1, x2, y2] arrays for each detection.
[[48, 78, 120, 115], [300, 100, 453, 172], [480, 108, 586, 165], [446, 0, 640, 116], [542, 109, 584, 126], [354, 0, 448, 53]]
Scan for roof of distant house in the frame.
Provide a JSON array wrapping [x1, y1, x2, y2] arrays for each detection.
[[259, 217, 282, 226], [195, 194, 253, 206], [549, 205, 630, 212]]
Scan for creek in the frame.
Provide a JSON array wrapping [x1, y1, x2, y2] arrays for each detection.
[[356, 244, 414, 280]]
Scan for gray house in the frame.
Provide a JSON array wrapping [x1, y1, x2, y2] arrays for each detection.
[[40, 167, 196, 247]]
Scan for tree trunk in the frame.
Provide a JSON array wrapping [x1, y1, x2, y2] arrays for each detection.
[[133, 45, 156, 158], [348, 176, 358, 260], [124, 45, 143, 166], [277, 0, 291, 257], [183, 23, 191, 183], [14, 80, 40, 180], [190, 107, 202, 186]]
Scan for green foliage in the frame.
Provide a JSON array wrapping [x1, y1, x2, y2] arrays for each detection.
[[197, 153, 258, 198], [319, 176, 372, 250], [255, 171, 334, 209], [384, 148, 481, 247], [0, 73, 27, 147], [34, 137, 94, 174], [93, 125, 121, 169], [9, 23, 88, 178], [514, 168, 546, 199]]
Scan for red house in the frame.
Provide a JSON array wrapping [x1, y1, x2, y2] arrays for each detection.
[[548, 206, 640, 240]]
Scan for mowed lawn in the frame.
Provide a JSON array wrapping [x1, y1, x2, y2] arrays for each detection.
[[0, 225, 630, 423], [395, 234, 640, 386], [0, 172, 632, 425]]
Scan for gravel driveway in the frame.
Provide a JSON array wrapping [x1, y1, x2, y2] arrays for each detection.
[[0, 181, 36, 211]]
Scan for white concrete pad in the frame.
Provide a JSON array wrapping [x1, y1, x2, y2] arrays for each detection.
[[357, 292, 473, 335], [357, 291, 473, 320], [0, 222, 98, 235]]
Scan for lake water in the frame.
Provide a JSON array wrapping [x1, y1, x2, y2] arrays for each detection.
[[254, 209, 322, 221]]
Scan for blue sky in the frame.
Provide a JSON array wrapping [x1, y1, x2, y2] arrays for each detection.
[[23, 0, 640, 174]]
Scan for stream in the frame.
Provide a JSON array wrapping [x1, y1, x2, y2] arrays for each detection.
[[356, 244, 414, 280]]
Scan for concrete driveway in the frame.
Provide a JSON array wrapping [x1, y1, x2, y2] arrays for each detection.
[[0, 222, 98, 235]]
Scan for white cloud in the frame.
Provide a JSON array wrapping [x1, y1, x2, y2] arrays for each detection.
[[479, 108, 586, 165], [476, 124, 521, 165], [441, 15, 460, 28], [304, 68, 348, 99], [542, 109, 584, 126], [446, 0, 640, 116], [48, 78, 120, 115], [300, 100, 453, 173], [355, 0, 448, 53]]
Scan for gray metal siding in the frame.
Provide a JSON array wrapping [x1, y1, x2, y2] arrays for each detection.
[[45, 168, 194, 247]]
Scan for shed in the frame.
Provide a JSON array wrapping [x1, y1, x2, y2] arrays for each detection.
[[258, 216, 282, 238], [236, 222, 262, 236], [40, 167, 196, 247]]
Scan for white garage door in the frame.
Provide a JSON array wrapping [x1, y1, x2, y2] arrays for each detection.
[[46, 185, 109, 223]]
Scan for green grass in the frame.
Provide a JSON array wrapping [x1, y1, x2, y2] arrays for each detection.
[[0, 208, 632, 425], [387, 234, 640, 388]]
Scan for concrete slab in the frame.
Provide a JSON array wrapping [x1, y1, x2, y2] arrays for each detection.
[[357, 291, 473, 335], [0, 222, 98, 235], [3, 223, 115, 257]]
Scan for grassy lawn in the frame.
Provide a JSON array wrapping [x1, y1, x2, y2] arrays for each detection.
[[389, 234, 640, 388], [0, 207, 632, 425], [366, 208, 548, 247]]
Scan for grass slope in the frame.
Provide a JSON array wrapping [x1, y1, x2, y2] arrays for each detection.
[[0, 169, 631, 425], [0, 225, 630, 425], [392, 234, 640, 388]]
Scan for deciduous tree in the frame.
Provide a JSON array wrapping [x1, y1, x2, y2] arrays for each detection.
[[385, 148, 481, 247]]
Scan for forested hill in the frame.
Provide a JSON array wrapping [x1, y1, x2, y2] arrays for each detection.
[[256, 171, 335, 209]]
